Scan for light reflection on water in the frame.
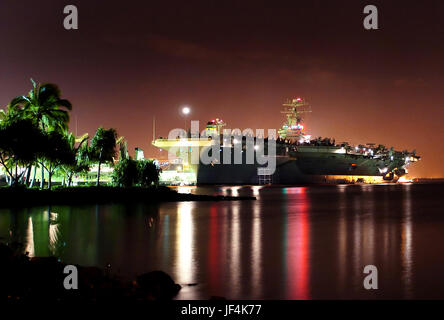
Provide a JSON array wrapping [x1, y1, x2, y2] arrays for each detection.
[[251, 199, 262, 297], [175, 202, 194, 285], [1, 184, 443, 299], [402, 184, 413, 298], [25, 216, 34, 257]]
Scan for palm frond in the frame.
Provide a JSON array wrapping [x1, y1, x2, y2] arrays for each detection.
[[9, 96, 30, 108], [57, 99, 72, 110], [39, 83, 61, 104]]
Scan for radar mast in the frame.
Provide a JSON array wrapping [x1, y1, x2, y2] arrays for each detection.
[[278, 97, 311, 142]]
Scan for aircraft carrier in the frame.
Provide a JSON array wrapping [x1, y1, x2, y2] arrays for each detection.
[[153, 98, 420, 185]]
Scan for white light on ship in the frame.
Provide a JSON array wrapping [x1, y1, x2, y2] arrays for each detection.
[[254, 145, 260, 150]]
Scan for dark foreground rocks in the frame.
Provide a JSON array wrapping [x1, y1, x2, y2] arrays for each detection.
[[137, 271, 182, 300], [0, 242, 181, 302]]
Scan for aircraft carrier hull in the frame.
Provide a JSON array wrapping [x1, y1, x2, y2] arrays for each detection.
[[196, 146, 406, 185]]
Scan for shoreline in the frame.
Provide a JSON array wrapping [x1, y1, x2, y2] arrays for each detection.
[[0, 186, 255, 208]]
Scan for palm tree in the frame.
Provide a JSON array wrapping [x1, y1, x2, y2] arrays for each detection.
[[39, 130, 74, 189], [0, 118, 45, 187], [90, 128, 118, 186], [118, 137, 129, 161], [10, 79, 72, 131], [60, 132, 90, 187], [9, 79, 72, 188]]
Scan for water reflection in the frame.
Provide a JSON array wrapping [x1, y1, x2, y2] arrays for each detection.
[[284, 187, 310, 299], [0, 184, 442, 299], [175, 202, 195, 285], [251, 200, 262, 296], [161, 214, 170, 269], [352, 195, 362, 287], [25, 216, 35, 257], [229, 204, 241, 297], [402, 184, 413, 298], [337, 186, 347, 293], [208, 204, 220, 294], [49, 212, 60, 255]]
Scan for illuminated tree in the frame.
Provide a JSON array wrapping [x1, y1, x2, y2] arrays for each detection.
[[9, 79, 72, 132], [59, 133, 90, 187], [9, 79, 72, 188], [90, 127, 117, 186], [0, 118, 46, 186], [38, 130, 75, 189], [138, 160, 161, 187], [112, 157, 139, 188]]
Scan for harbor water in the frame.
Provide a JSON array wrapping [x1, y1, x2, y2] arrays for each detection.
[[1, 183, 444, 299]]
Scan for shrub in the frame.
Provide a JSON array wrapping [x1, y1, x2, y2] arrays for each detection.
[[138, 160, 161, 187], [112, 159, 161, 188], [112, 158, 139, 188]]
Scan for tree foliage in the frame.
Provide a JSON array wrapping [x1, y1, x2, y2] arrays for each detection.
[[59, 133, 90, 186], [112, 158, 139, 188], [3, 79, 73, 188], [112, 158, 161, 188], [0, 80, 138, 190], [138, 160, 161, 187], [38, 130, 75, 189], [0, 118, 46, 186], [90, 127, 118, 186], [9, 79, 72, 132]]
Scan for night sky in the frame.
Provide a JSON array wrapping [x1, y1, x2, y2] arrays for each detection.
[[1, 0, 443, 177]]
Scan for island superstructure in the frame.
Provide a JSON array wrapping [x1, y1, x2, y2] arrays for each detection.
[[153, 98, 420, 185]]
